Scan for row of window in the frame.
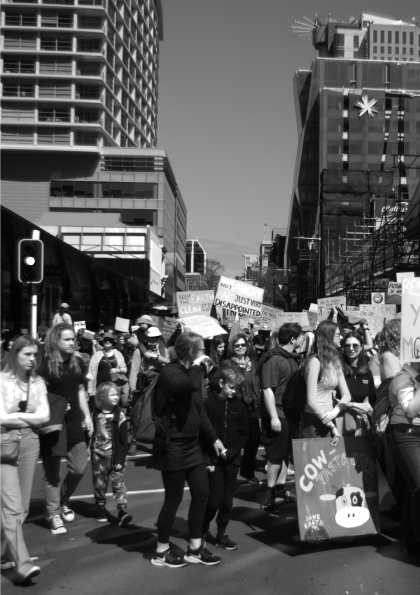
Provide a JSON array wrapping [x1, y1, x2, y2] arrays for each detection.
[[1, 127, 99, 145], [50, 181, 157, 198], [4, 12, 102, 29], [372, 30, 417, 45], [373, 46, 417, 56], [2, 105, 106, 123]]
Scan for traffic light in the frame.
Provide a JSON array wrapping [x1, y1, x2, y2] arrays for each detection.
[[18, 239, 44, 283]]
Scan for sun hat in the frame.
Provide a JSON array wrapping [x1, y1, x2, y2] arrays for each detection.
[[60, 303, 70, 309], [146, 327, 162, 338], [135, 315, 156, 326], [101, 331, 116, 344]]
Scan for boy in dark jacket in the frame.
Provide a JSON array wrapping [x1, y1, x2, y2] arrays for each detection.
[[91, 381, 132, 526], [201, 368, 248, 550]]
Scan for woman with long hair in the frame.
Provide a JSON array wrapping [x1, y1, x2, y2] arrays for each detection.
[[151, 332, 225, 568], [209, 333, 261, 484], [378, 319, 402, 381], [209, 336, 226, 369], [87, 332, 127, 399], [341, 331, 376, 436], [302, 320, 351, 440], [1, 336, 49, 583]]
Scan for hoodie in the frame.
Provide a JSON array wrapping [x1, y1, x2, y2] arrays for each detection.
[[202, 390, 248, 466]]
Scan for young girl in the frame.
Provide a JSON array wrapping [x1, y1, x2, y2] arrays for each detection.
[[91, 382, 132, 526]]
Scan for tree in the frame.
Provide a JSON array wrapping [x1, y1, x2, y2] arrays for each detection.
[[201, 258, 225, 291], [254, 264, 289, 309]]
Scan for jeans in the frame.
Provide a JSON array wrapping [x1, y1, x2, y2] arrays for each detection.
[[202, 463, 239, 536], [240, 414, 261, 479], [92, 453, 127, 509], [390, 428, 420, 541], [1, 429, 39, 579], [42, 441, 88, 517]]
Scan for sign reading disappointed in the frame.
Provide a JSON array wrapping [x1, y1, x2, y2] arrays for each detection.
[[293, 437, 379, 541], [215, 276, 264, 318]]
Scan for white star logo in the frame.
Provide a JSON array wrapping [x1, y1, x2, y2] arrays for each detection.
[[355, 95, 378, 118]]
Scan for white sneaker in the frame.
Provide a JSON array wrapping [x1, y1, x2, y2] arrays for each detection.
[[49, 515, 67, 535], [61, 503, 75, 523]]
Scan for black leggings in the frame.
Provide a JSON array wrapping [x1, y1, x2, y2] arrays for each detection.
[[157, 464, 209, 543]]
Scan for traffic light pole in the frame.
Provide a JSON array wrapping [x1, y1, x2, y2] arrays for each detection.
[[30, 230, 40, 339]]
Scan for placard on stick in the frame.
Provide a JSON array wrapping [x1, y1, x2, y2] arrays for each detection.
[[359, 304, 396, 336], [317, 297, 347, 322], [400, 277, 420, 364], [293, 437, 379, 541], [176, 290, 215, 318], [215, 276, 264, 318], [260, 304, 284, 329]]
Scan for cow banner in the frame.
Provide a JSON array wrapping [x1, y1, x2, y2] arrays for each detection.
[[215, 276, 264, 318], [317, 297, 347, 322], [176, 290, 215, 318], [293, 437, 379, 541], [400, 277, 420, 364]]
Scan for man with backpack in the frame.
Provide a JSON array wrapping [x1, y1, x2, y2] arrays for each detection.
[[259, 323, 303, 511]]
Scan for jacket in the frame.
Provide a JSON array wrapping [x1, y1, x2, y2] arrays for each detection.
[[87, 350, 127, 394], [202, 391, 248, 466], [209, 358, 261, 411], [92, 406, 129, 467]]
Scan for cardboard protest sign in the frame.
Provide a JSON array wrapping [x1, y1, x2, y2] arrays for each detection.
[[158, 317, 179, 341], [293, 437, 379, 541], [176, 290, 215, 318], [73, 321, 86, 333], [317, 297, 347, 322], [346, 306, 360, 311], [179, 314, 227, 339], [388, 282, 402, 296], [400, 277, 420, 364], [371, 293, 385, 305], [215, 276, 264, 318], [114, 316, 130, 333], [309, 304, 318, 313], [359, 304, 396, 336], [276, 312, 310, 329], [306, 310, 318, 331], [396, 272, 415, 283], [260, 304, 285, 330]]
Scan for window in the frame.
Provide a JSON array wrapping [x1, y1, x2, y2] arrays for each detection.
[[75, 109, 101, 123], [373, 46, 377, 53], [1, 104, 35, 122], [380, 31, 384, 43], [1, 127, 34, 144], [78, 15, 102, 29], [410, 32, 414, 45], [381, 46, 384, 54], [39, 81, 71, 97], [388, 47, 392, 54], [78, 39, 101, 53], [39, 56, 72, 74], [353, 36, 359, 49], [4, 32, 37, 49], [395, 47, 399, 54], [40, 37, 73, 51], [388, 31, 392, 43], [402, 32, 406, 44], [5, 13, 37, 26], [41, 12, 73, 27], [395, 32, 399, 44], [403, 47, 406, 55], [3, 56, 35, 74], [76, 62, 101, 76], [373, 30, 377, 43], [77, 85, 100, 99], [38, 107, 70, 122], [38, 127, 70, 145], [2, 81, 35, 97]]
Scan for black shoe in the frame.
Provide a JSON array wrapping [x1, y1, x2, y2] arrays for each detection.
[[399, 536, 420, 554], [151, 548, 187, 568], [128, 441, 137, 456], [240, 474, 261, 486], [261, 488, 276, 511], [95, 508, 108, 523], [184, 545, 221, 565], [276, 489, 297, 503], [216, 534, 238, 550], [118, 507, 133, 527]]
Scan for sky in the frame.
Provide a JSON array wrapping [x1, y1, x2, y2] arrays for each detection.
[[157, 0, 418, 277]]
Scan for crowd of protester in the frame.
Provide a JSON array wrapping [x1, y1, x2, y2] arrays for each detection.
[[1, 305, 420, 583]]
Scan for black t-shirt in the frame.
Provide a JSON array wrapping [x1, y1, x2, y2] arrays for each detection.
[[344, 368, 376, 407], [260, 347, 300, 419], [38, 356, 87, 443]]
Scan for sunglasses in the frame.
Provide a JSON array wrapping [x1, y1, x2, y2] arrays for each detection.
[[234, 343, 246, 348], [345, 344, 361, 350], [103, 339, 114, 344]]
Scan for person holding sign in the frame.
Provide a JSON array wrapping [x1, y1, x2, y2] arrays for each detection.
[[302, 321, 351, 441]]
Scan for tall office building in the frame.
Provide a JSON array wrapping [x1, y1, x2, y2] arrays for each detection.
[[286, 13, 420, 307], [1, 0, 162, 149], [185, 238, 206, 290]]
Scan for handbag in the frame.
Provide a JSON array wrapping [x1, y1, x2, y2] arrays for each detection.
[[0, 431, 21, 464], [102, 352, 128, 386]]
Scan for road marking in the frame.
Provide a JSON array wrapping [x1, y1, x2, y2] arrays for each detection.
[[70, 487, 190, 500], [37, 453, 152, 464]]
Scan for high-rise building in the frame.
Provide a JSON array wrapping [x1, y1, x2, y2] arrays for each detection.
[[1, 0, 162, 149], [286, 13, 420, 308], [185, 238, 206, 290]]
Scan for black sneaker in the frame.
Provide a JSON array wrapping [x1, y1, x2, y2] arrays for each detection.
[[151, 548, 187, 568], [240, 474, 261, 486], [95, 508, 108, 523], [216, 534, 238, 550], [118, 508, 133, 527], [128, 440, 137, 456], [184, 545, 221, 565], [261, 488, 276, 511], [276, 489, 297, 503]]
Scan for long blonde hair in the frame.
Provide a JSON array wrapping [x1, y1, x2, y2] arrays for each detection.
[[306, 320, 342, 384], [43, 323, 81, 377]]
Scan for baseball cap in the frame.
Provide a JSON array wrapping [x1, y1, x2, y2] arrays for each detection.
[[61, 303, 70, 309]]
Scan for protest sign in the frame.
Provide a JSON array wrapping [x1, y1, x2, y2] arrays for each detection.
[[346, 306, 360, 311], [400, 277, 420, 364], [306, 310, 318, 331], [176, 290, 215, 318], [276, 312, 310, 328], [73, 321, 86, 333], [179, 314, 227, 339], [114, 316, 130, 333], [293, 437, 379, 541], [260, 304, 285, 330], [371, 293, 385, 305], [215, 276, 264, 318], [158, 317, 179, 342], [317, 297, 347, 322], [387, 282, 402, 296], [309, 304, 318, 313], [396, 272, 415, 283], [359, 304, 396, 336]]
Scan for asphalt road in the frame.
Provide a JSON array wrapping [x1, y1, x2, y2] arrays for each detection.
[[1, 448, 419, 594]]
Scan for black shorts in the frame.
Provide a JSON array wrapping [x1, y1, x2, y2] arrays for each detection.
[[261, 416, 293, 464]]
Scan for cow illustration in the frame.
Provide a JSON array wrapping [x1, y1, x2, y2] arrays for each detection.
[[320, 484, 376, 529]]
